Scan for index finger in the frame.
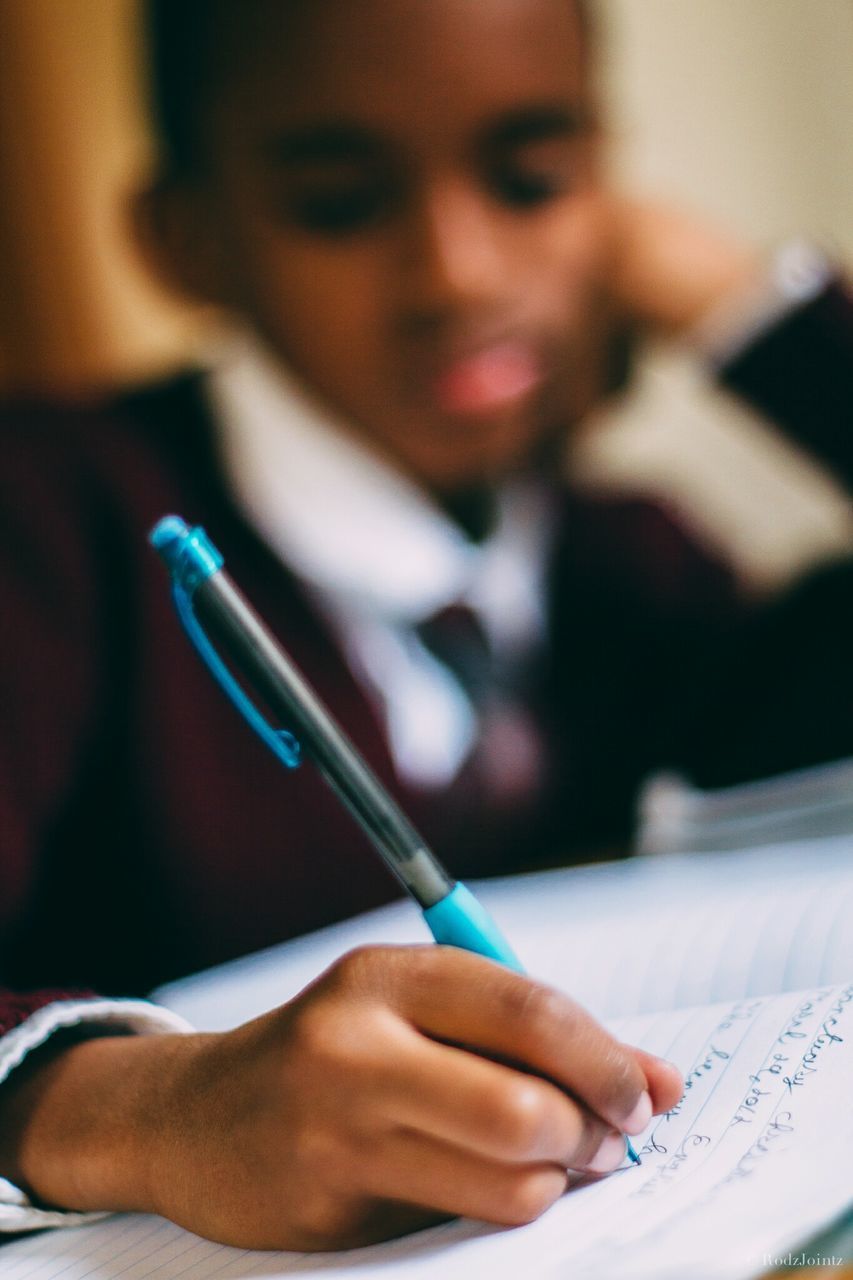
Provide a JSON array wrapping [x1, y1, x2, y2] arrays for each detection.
[[377, 946, 653, 1136]]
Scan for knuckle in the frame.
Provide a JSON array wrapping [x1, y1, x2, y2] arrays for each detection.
[[544, 989, 591, 1042], [297, 1196, 427, 1252], [285, 1130, 370, 1246], [596, 1045, 641, 1116], [490, 1080, 550, 1156], [328, 945, 391, 994], [292, 999, 397, 1076], [286, 988, 404, 1080], [289, 1000, 363, 1070], [501, 1171, 565, 1227], [295, 1190, 354, 1248], [294, 1122, 349, 1179], [499, 979, 569, 1036], [407, 943, 454, 984], [328, 944, 437, 1005]]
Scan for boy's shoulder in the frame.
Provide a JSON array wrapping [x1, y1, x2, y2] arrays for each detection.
[[0, 368, 217, 502], [0, 367, 208, 459], [556, 487, 740, 620], [0, 369, 225, 559]]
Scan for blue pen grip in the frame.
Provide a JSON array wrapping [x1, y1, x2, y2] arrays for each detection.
[[423, 882, 524, 972]]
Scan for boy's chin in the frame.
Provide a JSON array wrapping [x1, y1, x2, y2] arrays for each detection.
[[412, 428, 563, 495], [389, 408, 552, 493]]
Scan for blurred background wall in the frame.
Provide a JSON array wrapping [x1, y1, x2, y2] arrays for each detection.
[[0, 0, 194, 394], [580, 0, 853, 590], [0, 0, 851, 584]]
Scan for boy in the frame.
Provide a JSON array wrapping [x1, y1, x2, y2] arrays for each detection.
[[0, 0, 850, 1251]]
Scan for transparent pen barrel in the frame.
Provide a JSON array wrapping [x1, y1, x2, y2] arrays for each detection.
[[193, 571, 453, 909]]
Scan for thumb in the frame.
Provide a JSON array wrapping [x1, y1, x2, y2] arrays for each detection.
[[631, 1047, 684, 1116]]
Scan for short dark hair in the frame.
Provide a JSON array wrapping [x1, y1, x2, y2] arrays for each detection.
[[144, 0, 594, 179]]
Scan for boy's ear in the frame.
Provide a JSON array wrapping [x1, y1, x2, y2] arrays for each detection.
[[130, 181, 232, 309]]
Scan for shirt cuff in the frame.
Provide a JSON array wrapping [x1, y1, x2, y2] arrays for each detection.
[[0, 997, 193, 1232], [689, 239, 835, 370]]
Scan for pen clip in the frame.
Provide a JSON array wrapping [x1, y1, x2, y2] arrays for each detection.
[[172, 584, 302, 771], [154, 517, 301, 772]]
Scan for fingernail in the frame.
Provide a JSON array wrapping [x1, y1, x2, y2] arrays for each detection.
[[623, 1091, 652, 1135], [587, 1132, 627, 1174]]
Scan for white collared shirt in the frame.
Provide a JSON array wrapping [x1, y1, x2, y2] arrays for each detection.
[[207, 333, 554, 788]]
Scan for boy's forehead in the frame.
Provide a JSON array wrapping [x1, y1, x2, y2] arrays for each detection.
[[213, 0, 590, 139]]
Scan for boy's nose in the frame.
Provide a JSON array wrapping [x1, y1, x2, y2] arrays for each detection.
[[397, 177, 509, 326]]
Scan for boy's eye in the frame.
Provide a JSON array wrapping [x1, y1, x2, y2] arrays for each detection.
[[285, 182, 390, 236], [491, 168, 567, 209], [489, 138, 581, 211]]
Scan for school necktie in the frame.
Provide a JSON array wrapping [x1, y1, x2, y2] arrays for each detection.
[[416, 602, 546, 812]]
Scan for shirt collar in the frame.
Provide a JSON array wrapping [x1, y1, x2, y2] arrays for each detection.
[[207, 333, 477, 624]]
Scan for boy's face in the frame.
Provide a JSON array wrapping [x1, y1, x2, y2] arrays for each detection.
[[168, 0, 605, 492]]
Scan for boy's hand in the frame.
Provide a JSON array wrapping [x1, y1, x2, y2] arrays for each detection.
[[557, 198, 763, 422], [3, 946, 682, 1252], [603, 196, 763, 338]]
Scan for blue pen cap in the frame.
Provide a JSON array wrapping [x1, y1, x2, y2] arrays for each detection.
[[149, 514, 189, 562], [150, 516, 223, 595]]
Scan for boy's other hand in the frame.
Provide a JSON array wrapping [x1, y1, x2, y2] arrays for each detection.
[[2, 946, 682, 1252], [603, 196, 762, 337]]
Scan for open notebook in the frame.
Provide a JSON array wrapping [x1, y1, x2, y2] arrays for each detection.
[[6, 832, 853, 1279]]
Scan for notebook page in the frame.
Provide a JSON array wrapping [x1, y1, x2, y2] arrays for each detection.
[[157, 833, 853, 1029], [5, 982, 853, 1279], [505, 835, 853, 1018]]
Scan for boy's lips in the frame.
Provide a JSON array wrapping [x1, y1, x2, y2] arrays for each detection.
[[428, 339, 545, 416]]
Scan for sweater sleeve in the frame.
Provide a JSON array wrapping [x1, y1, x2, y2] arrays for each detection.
[[0, 988, 97, 1036], [0, 996, 193, 1232], [718, 276, 853, 487]]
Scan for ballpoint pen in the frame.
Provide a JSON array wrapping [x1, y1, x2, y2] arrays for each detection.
[[149, 513, 640, 1165]]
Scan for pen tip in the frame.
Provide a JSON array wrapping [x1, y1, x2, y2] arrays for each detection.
[[625, 1137, 641, 1165]]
